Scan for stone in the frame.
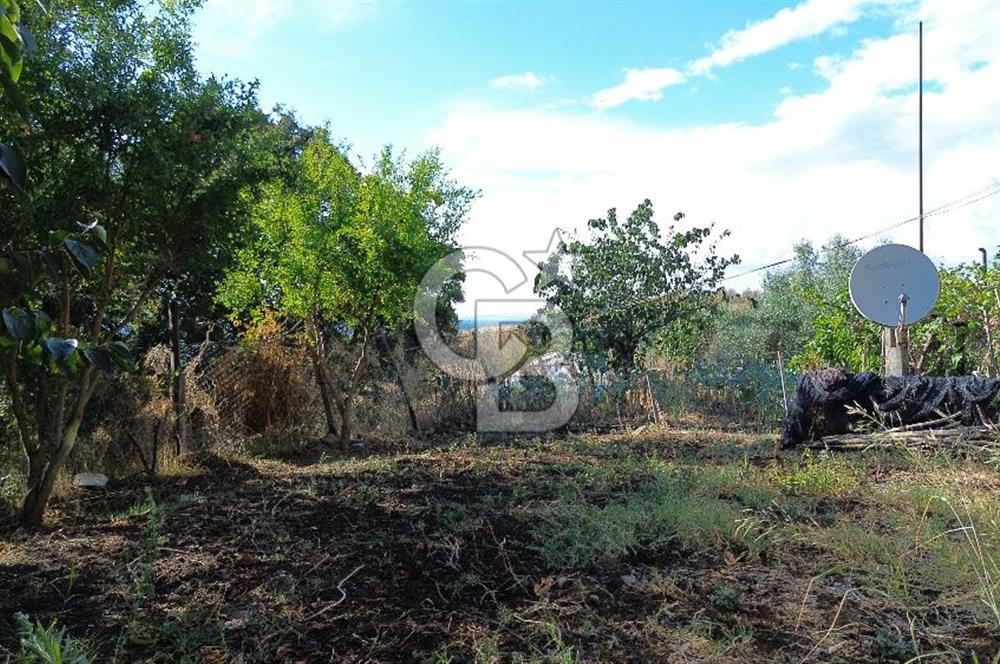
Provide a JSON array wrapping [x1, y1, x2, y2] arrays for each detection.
[[72, 472, 109, 488]]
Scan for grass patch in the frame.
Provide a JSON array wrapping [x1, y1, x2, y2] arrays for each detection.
[[529, 464, 768, 567], [768, 450, 862, 496]]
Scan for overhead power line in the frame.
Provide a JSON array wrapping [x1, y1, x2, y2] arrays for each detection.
[[721, 181, 1000, 283]]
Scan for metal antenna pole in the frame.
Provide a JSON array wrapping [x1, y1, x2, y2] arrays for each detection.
[[919, 20, 924, 253]]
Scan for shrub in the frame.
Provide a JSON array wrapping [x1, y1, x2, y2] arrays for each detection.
[[204, 316, 322, 452]]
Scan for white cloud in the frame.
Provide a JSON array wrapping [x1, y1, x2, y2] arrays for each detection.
[[489, 72, 549, 91], [193, 0, 375, 58], [690, 0, 869, 75], [589, 0, 871, 109], [430, 0, 1000, 313], [590, 67, 686, 109]]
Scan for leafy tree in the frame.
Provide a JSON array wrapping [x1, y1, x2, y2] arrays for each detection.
[[912, 257, 1000, 375], [219, 131, 473, 451], [702, 237, 879, 373], [778, 237, 879, 371], [534, 200, 738, 375], [1, 0, 263, 526]]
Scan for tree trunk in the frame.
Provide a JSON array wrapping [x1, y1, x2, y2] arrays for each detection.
[[20, 416, 84, 527], [338, 394, 355, 453], [168, 299, 189, 455], [19, 370, 96, 527], [310, 353, 340, 444], [305, 316, 340, 444], [378, 328, 420, 435]]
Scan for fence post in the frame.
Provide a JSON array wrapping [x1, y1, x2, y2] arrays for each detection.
[[645, 371, 662, 424], [777, 346, 789, 416]]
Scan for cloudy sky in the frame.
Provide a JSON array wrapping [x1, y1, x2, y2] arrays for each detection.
[[192, 0, 1000, 316]]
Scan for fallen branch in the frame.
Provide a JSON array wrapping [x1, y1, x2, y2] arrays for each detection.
[[304, 564, 366, 622], [881, 412, 960, 433], [805, 426, 999, 451]]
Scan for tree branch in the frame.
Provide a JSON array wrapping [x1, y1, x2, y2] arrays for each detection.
[[2, 349, 36, 456]]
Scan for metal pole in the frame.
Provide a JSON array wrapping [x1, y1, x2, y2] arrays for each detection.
[[980, 247, 988, 270], [918, 21, 924, 253]]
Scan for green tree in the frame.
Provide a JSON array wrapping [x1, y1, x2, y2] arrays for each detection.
[[911, 258, 1000, 376], [219, 131, 473, 451], [705, 237, 880, 373], [534, 200, 738, 375], [1, 0, 263, 526]]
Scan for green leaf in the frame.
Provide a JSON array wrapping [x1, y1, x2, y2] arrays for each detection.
[[0, 0, 19, 23], [90, 224, 108, 247], [0, 333, 14, 349], [0, 63, 28, 118], [33, 308, 51, 338], [0, 141, 25, 195], [0, 14, 23, 83], [44, 337, 80, 376], [82, 347, 115, 373], [64, 239, 100, 274], [0, 32, 21, 78], [2, 306, 32, 340], [44, 336, 77, 360], [105, 341, 135, 371], [38, 249, 62, 279]]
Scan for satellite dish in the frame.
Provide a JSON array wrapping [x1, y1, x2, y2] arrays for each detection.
[[850, 244, 939, 326]]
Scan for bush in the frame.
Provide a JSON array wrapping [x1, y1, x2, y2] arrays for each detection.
[[203, 316, 322, 453]]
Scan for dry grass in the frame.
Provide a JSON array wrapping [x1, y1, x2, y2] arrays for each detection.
[[1, 428, 998, 662]]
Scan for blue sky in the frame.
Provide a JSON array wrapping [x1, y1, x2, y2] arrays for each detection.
[[192, 0, 1000, 316], [193, 2, 898, 148]]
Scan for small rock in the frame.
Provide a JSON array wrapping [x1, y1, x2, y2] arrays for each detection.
[[72, 472, 108, 488], [224, 617, 246, 630]]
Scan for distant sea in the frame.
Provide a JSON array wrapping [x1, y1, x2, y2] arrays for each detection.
[[457, 315, 531, 331]]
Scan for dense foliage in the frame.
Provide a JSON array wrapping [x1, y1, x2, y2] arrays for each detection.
[[218, 132, 474, 450], [534, 200, 738, 375], [1, 0, 266, 525]]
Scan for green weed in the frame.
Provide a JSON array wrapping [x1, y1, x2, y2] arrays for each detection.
[[531, 474, 751, 567], [15, 612, 91, 664], [769, 451, 861, 496]]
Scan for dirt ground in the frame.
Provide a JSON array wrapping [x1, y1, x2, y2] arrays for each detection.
[[1, 428, 998, 662]]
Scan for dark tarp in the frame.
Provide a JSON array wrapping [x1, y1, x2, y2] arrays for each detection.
[[782, 368, 1000, 448]]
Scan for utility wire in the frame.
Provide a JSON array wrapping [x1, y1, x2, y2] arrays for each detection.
[[721, 181, 1000, 283]]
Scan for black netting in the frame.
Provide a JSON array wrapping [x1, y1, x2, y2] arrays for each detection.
[[782, 370, 1000, 448]]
